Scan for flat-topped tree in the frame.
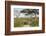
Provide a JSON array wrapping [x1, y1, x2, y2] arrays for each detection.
[[21, 9, 39, 17], [21, 9, 34, 25], [21, 9, 39, 25], [21, 9, 33, 25]]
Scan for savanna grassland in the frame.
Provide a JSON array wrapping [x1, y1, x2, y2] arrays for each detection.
[[14, 18, 39, 27]]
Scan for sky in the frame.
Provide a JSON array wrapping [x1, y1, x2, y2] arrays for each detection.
[[14, 8, 25, 16], [14, 8, 39, 18]]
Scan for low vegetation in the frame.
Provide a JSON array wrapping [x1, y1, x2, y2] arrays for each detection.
[[14, 18, 39, 27]]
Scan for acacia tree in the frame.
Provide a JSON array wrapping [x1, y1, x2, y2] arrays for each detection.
[[21, 9, 39, 25], [21, 9, 34, 25]]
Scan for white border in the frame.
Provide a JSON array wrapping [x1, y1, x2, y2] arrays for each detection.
[[10, 5, 42, 32]]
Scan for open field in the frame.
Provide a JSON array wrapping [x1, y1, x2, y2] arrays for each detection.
[[14, 18, 39, 27]]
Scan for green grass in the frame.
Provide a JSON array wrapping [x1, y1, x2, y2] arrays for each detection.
[[14, 18, 39, 27]]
